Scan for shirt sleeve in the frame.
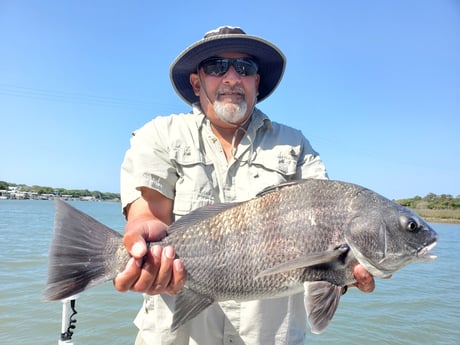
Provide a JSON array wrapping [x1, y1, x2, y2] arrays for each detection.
[[296, 134, 329, 180], [120, 117, 178, 213]]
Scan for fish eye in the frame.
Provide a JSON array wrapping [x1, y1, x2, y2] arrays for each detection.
[[400, 215, 420, 232], [406, 219, 419, 232]]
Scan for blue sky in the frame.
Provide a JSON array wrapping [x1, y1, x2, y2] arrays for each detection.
[[1, 0, 459, 200]]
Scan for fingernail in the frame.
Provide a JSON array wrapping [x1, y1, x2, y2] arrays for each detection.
[[132, 242, 144, 257], [165, 246, 175, 259], [174, 259, 184, 272], [152, 245, 162, 258]]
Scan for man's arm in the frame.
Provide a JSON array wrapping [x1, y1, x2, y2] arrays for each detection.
[[113, 187, 185, 295]]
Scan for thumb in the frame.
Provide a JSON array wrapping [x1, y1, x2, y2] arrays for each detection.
[[123, 231, 148, 259], [124, 218, 168, 259]]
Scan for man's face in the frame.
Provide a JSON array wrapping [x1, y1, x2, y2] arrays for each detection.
[[190, 52, 260, 128]]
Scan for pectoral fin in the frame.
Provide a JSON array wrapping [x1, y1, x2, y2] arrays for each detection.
[[256, 247, 348, 279], [304, 281, 345, 334], [171, 288, 214, 331]]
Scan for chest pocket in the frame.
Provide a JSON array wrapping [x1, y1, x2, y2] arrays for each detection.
[[251, 145, 300, 178], [169, 143, 217, 217], [242, 145, 301, 198]]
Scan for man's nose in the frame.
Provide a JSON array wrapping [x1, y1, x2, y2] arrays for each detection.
[[222, 66, 241, 83]]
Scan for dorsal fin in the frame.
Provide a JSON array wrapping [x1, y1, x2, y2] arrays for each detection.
[[256, 180, 302, 197], [167, 202, 242, 235]]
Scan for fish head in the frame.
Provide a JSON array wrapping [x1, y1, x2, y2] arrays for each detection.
[[346, 200, 438, 278]]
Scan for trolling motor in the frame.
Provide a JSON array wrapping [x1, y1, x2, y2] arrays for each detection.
[[58, 295, 79, 345]]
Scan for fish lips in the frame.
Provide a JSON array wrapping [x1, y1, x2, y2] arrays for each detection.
[[417, 241, 437, 262], [412, 224, 438, 262]]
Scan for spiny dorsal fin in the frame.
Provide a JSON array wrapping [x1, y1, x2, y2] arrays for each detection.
[[255, 180, 302, 197], [167, 202, 241, 235]]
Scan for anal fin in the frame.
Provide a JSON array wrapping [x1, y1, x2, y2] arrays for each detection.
[[171, 288, 214, 331]]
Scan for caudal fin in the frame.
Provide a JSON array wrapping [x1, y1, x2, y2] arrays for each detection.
[[44, 199, 126, 301]]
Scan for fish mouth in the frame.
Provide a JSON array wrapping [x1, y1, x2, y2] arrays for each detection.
[[417, 241, 437, 261]]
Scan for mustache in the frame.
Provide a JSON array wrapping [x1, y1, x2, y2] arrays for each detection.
[[216, 86, 246, 96]]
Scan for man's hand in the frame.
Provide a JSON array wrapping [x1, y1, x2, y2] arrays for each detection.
[[351, 264, 376, 293], [113, 191, 186, 295], [113, 219, 185, 295]]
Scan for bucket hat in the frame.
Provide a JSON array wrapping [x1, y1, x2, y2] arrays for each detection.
[[170, 26, 286, 105]]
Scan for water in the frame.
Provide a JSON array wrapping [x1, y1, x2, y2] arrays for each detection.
[[1, 200, 459, 345]]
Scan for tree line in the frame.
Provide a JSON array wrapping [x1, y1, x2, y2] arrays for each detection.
[[2, 180, 458, 208], [0, 181, 120, 201], [396, 193, 460, 210]]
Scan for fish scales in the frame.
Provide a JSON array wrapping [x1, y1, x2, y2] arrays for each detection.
[[44, 179, 437, 334], [163, 183, 317, 299]]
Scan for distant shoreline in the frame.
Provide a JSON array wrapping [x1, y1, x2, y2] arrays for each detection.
[[0, 197, 120, 203], [0, 183, 120, 202], [408, 208, 460, 224], [2, 198, 457, 224], [422, 217, 460, 225]]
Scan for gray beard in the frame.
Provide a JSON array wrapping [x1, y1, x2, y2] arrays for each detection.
[[213, 100, 248, 125]]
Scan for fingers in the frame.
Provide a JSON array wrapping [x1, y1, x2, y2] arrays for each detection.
[[114, 245, 186, 295], [169, 259, 186, 293], [130, 245, 162, 293], [145, 246, 185, 295], [114, 215, 186, 295], [145, 246, 174, 294], [351, 264, 376, 293], [113, 257, 143, 292]]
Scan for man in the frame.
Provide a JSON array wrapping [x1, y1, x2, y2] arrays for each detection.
[[115, 26, 374, 345]]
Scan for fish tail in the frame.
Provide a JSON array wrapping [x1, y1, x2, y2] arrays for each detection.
[[43, 199, 126, 301]]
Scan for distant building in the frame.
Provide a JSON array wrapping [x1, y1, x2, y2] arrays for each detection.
[[0, 190, 8, 200]]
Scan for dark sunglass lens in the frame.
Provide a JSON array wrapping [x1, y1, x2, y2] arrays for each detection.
[[234, 59, 258, 76], [200, 58, 258, 76], [202, 59, 228, 76]]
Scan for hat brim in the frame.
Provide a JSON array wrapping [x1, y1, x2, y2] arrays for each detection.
[[170, 34, 286, 105]]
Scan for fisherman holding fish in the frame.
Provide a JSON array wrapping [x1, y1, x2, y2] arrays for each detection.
[[115, 26, 375, 345]]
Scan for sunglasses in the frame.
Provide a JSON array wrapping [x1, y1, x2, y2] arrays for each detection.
[[199, 57, 259, 77]]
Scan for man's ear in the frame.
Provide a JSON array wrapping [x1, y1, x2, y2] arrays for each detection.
[[190, 73, 200, 96]]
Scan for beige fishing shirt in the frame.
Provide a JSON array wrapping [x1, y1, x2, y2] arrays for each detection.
[[120, 104, 328, 345]]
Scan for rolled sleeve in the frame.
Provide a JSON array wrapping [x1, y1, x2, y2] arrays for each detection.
[[120, 118, 179, 211]]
